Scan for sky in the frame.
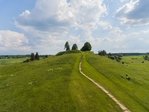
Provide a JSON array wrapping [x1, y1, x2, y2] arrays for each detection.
[[0, 0, 149, 55]]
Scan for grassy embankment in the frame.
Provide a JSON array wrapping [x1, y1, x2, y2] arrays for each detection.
[[82, 53, 149, 112], [0, 53, 121, 112]]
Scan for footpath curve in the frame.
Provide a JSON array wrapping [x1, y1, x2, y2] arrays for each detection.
[[79, 58, 131, 112]]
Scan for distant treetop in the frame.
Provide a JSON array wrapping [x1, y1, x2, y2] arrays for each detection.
[[64, 41, 70, 51], [81, 42, 92, 51], [72, 44, 78, 50]]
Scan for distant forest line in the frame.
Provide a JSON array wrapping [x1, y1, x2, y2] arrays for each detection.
[[0, 55, 49, 59], [0, 53, 149, 59]]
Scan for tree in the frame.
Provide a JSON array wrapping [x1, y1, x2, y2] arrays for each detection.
[[31, 53, 35, 61], [64, 41, 70, 51], [35, 52, 39, 60], [98, 50, 107, 56], [81, 42, 92, 51], [71, 44, 78, 50], [144, 55, 149, 61]]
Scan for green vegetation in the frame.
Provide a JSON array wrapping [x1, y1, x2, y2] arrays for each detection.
[[71, 44, 78, 50], [64, 41, 91, 52], [82, 53, 149, 112], [0, 58, 27, 65], [56, 50, 81, 56], [1, 51, 149, 112], [64, 41, 70, 51], [98, 50, 107, 56], [81, 42, 92, 51], [144, 55, 149, 61], [0, 53, 121, 112]]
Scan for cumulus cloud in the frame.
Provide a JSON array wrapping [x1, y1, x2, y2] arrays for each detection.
[[13, 0, 149, 54], [116, 0, 149, 25], [16, 0, 107, 31], [14, 0, 108, 54], [0, 30, 30, 54], [90, 29, 149, 53]]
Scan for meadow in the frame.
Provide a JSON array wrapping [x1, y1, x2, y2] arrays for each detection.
[[0, 54, 121, 112], [82, 53, 149, 112], [0, 52, 149, 112], [0, 58, 27, 65]]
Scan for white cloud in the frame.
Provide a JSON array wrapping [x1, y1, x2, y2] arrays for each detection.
[[1, 0, 148, 54], [0, 30, 30, 54], [88, 29, 149, 53], [68, 0, 107, 29], [16, 0, 107, 31], [116, 0, 149, 25], [20, 10, 31, 17], [14, 0, 108, 54], [12, 0, 149, 54]]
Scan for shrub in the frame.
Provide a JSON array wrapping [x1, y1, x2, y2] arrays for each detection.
[[23, 59, 30, 63], [108, 54, 122, 62], [98, 50, 107, 56]]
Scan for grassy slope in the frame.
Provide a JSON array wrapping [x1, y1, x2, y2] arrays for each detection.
[[82, 53, 149, 112], [0, 54, 121, 112], [0, 58, 27, 65]]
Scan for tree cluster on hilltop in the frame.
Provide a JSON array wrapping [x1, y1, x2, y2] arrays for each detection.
[[24, 52, 40, 63], [31, 52, 39, 61], [64, 41, 92, 52]]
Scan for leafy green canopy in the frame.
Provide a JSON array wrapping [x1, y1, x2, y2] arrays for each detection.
[[81, 42, 92, 51]]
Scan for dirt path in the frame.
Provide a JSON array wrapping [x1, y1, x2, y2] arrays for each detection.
[[79, 60, 131, 112]]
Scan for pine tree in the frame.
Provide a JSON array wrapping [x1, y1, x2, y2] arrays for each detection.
[[64, 41, 70, 51], [35, 52, 39, 60], [31, 53, 35, 61]]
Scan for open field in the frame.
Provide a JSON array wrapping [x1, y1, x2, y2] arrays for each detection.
[[0, 53, 121, 112], [0, 58, 27, 65], [0, 52, 149, 112], [82, 53, 149, 112]]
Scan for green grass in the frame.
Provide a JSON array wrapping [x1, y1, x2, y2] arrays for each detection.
[[0, 58, 27, 65], [56, 50, 81, 56], [82, 53, 149, 112], [0, 54, 121, 112]]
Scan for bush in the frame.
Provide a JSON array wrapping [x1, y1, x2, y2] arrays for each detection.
[[144, 55, 149, 61], [98, 50, 107, 56], [108, 54, 122, 62], [108, 56, 115, 60], [23, 59, 31, 63], [126, 77, 131, 80]]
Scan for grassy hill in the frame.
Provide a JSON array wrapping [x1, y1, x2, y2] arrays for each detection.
[[0, 53, 121, 112], [82, 53, 149, 112], [1, 52, 149, 112]]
